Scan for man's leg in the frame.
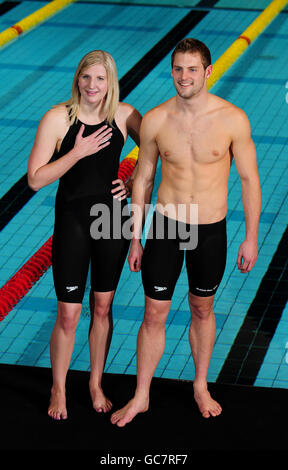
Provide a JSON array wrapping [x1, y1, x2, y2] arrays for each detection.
[[111, 211, 183, 427], [89, 290, 114, 412], [188, 293, 221, 418], [111, 296, 171, 427]]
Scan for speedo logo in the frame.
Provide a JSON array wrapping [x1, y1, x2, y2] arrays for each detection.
[[66, 286, 79, 293], [154, 286, 167, 292]]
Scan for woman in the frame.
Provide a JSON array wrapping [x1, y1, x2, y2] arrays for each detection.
[[28, 50, 141, 420]]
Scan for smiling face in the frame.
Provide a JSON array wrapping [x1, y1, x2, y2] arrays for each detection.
[[78, 63, 108, 105], [171, 52, 212, 100]]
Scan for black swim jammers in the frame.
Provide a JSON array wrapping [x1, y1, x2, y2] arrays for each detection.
[[141, 210, 227, 301], [52, 196, 130, 303]]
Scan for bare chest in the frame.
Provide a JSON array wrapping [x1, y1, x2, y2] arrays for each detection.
[[157, 117, 231, 165]]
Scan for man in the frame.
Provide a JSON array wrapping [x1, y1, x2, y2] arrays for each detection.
[[111, 38, 261, 426]]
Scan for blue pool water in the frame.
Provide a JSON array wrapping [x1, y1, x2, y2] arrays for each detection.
[[0, 0, 287, 389]]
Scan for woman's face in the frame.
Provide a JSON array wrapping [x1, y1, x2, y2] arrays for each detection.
[[78, 63, 108, 105]]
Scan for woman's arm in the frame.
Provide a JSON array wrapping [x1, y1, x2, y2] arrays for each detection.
[[28, 106, 112, 191], [112, 102, 142, 200]]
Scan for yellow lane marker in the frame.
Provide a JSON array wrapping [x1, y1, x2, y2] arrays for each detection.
[[0, 0, 76, 48]]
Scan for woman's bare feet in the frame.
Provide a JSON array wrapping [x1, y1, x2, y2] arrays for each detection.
[[193, 382, 222, 418], [48, 388, 68, 420], [90, 384, 112, 413], [111, 395, 149, 427]]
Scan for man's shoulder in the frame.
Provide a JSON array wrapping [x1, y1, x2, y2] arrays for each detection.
[[210, 94, 247, 119], [209, 94, 249, 133], [139, 103, 169, 140], [215, 98, 252, 143], [143, 99, 172, 122]]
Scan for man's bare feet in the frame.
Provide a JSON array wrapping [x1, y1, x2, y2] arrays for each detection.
[[90, 384, 112, 413], [193, 383, 222, 418], [48, 388, 68, 420], [110, 396, 149, 427]]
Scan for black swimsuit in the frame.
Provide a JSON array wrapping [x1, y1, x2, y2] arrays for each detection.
[[52, 118, 130, 303], [141, 210, 227, 300]]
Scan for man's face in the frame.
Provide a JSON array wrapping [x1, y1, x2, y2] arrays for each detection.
[[171, 52, 212, 99]]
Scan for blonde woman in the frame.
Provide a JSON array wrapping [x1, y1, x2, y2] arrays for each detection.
[[28, 50, 141, 420]]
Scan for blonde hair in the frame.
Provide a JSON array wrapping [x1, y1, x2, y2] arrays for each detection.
[[59, 50, 119, 126]]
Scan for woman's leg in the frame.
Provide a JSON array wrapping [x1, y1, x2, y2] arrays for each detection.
[[88, 290, 114, 412], [48, 301, 82, 420], [51, 198, 91, 419], [88, 201, 130, 411]]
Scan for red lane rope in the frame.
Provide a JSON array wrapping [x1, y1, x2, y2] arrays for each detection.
[[238, 35, 251, 45], [117, 158, 137, 182], [0, 156, 137, 321], [10, 24, 23, 35], [0, 236, 53, 320]]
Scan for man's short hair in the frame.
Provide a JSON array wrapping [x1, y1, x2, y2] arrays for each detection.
[[171, 38, 211, 69]]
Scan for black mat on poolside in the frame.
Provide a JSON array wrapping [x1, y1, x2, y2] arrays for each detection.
[[0, 363, 287, 454]]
